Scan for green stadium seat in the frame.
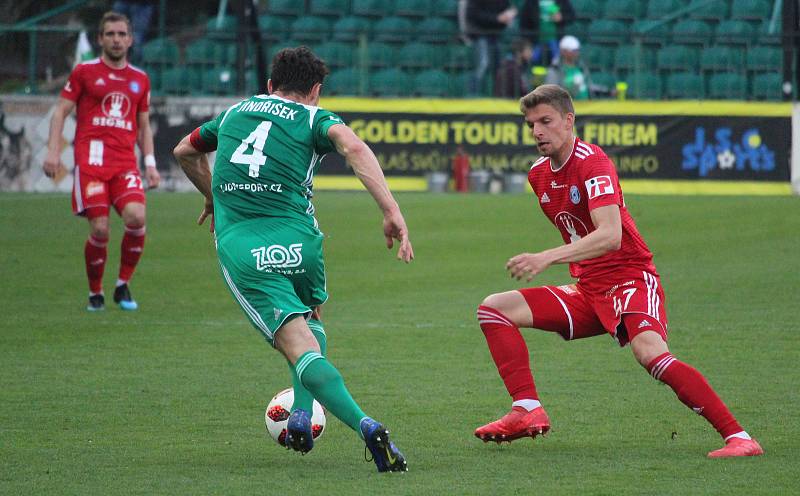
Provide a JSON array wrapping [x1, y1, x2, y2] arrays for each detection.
[[431, 0, 458, 19], [603, 0, 643, 20], [141, 37, 179, 65], [315, 41, 356, 68], [352, 0, 390, 17], [142, 65, 162, 94], [309, 0, 349, 17], [627, 72, 662, 99], [185, 39, 216, 66], [715, 20, 755, 45], [373, 16, 414, 43], [364, 42, 397, 68], [731, 0, 771, 21], [413, 69, 450, 96], [665, 72, 704, 99], [708, 73, 747, 99], [699, 46, 745, 72], [290, 16, 331, 43], [672, 19, 712, 45], [394, 0, 430, 18], [751, 73, 782, 100], [397, 42, 447, 70], [582, 44, 614, 72], [161, 68, 187, 95], [572, 0, 605, 20], [590, 71, 617, 92], [631, 20, 671, 46], [646, 0, 686, 20], [416, 17, 457, 44], [746, 46, 781, 72], [449, 71, 471, 97], [758, 20, 781, 45], [267, 0, 305, 16], [331, 16, 371, 42], [445, 44, 472, 69], [203, 67, 238, 95], [587, 19, 629, 45], [258, 15, 291, 42], [326, 68, 362, 95], [688, 0, 729, 21], [656, 45, 699, 72], [613, 46, 656, 75], [205, 15, 237, 40], [569, 20, 591, 42], [370, 68, 412, 96]]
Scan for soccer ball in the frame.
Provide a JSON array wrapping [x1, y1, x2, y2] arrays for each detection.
[[264, 388, 326, 446]]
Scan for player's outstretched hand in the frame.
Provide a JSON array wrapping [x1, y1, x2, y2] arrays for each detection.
[[145, 166, 161, 189], [197, 199, 214, 233], [42, 151, 63, 179], [383, 209, 414, 263], [506, 252, 551, 281]]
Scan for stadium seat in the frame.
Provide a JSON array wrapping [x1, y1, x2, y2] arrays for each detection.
[[646, 0, 686, 20], [309, 0, 349, 18], [364, 42, 397, 68], [141, 37, 179, 65], [731, 0, 771, 21], [751, 73, 782, 100], [397, 42, 446, 70], [603, 0, 643, 20], [315, 41, 356, 68], [672, 19, 712, 45], [258, 15, 291, 42], [572, 0, 605, 20], [205, 15, 238, 40], [630, 20, 671, 46], [568, 20, 591, 42], [590, 71, 617, 93], [143, 66, 162, 94], [326, 68, 362, 95], [416, 17, 458, 44], [331, 16, 371, 42], [267, 0, 305, 16], [370, 68, 412, 96], [746, 46, 781, 72], [185, 39, 216, 66], [448, 71, 471, 97], [162, 69, 187, 94], [445, 44, 472, 69], [708, 73, 747, 100], [582, 44, 615, 72], [587, 19, 629, 45], [413, 69, 450, 96], [203, 67, 237, 95], [290, 16, 331, 43], [614, 46, 656, 75], [352, 0, 390, 18], [656, 45, 699, 72], [431, 0, 458, 19], [373, 16, 414, 43], [699, 46, 745, 72], [688, 0, 730, 21], [665, 72, 704, 99], [758, 20, 781, 45], [714, 20, 755, 45], [627, 72, 662, 99], [394, 0, 430, 18]]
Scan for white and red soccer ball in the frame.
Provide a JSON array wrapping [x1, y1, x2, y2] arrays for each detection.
[[265, 388, 326, 446]]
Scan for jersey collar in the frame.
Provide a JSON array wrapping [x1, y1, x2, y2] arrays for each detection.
[[551, 136, 577, 173]]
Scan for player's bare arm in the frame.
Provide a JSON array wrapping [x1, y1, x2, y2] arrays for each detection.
[[507, 204, 621, 281], [328, 123, 414, 263], [43, 97, 76, 178], [137, 111, 160, 189], [173, 134, 214, 228]]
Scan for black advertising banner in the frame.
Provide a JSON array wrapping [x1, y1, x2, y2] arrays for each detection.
[[318, 112, 790, 181]]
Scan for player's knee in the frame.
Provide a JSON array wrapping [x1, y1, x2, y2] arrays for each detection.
[[89, 221, 109, 239], [479, 293, 504, 311], [124, 213, 146, 228]]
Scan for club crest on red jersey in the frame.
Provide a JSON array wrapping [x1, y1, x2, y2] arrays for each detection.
[[585, 175, 614, 199]]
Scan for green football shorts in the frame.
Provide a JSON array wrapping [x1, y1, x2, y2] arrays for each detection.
[[215, 218, 328, 346]]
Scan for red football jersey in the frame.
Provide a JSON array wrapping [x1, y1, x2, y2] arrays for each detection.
[[61, 58, 150, 179], [528, 137, 657, 286]]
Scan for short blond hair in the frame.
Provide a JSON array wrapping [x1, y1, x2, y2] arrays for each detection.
[[520, 84, 575, 116]]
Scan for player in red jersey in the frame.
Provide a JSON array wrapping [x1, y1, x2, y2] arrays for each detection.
[[43, 11, 160, 311], [474, 85, 763, 458]]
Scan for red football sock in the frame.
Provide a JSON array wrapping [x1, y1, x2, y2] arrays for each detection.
[[84, 234, 108, 294], [118, 225, 145, 283], [477, 305, 538, 401], [648, 352, 743, 439]]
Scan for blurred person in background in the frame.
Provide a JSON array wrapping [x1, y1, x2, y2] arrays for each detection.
[[495, 38, 534, 98], [466, 0, 518, 95], [111, 0, 156, 62]]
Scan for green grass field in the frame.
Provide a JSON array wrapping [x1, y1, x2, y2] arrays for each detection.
[[1, 191, 798, 495]]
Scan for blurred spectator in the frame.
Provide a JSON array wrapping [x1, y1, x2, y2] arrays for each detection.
[[544, 35, 590, 99], [452, 145, 471, 192], [466, 0, 518, 95], [518, 0, 575, 66], [494, 38, 534, 98], [111, 0, 156, 63]]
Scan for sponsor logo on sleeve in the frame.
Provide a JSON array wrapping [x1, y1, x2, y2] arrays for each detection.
[[585, 175, 614, 199]]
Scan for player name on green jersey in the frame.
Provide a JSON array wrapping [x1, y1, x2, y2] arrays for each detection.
[[198, 94, 344, 237]]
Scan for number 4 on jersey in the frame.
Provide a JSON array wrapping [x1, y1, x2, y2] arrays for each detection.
[[231, 121, 272, 178]]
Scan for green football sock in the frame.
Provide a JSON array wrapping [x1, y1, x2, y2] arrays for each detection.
[[295, 351, 367, 436], [288, 319, 327, 413]]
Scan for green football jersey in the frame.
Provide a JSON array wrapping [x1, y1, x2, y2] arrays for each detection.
[[198, 94, 345, 236]]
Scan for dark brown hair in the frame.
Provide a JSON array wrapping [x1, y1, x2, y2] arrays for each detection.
[[519, 84, 575, 115], [271, 46, 330, 96]]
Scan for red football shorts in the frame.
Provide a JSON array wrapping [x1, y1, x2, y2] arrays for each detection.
[[72, 166, 146, 219], [518, 269, 668, 347]]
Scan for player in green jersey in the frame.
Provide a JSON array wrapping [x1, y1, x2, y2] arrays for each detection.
[[173, 47, 413, 472]]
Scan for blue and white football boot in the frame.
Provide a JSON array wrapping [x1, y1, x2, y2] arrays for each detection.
[[360, 417, 408, 472]]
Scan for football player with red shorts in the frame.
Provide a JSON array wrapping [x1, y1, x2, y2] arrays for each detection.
[[43, 11, 160, 311], [474, 84, 762, 458]]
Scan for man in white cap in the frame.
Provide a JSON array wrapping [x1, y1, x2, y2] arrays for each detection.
[[544, 35, 590, 100]]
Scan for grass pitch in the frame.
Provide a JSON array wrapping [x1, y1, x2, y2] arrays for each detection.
[[1, 191, 798, 495]]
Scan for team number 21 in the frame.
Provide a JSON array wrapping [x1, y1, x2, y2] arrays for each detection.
[[231, 121, 272, 178]]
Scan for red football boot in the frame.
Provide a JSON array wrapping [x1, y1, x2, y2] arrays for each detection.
[[475, 406, 550, 443], [707, 438, 764, 458]]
